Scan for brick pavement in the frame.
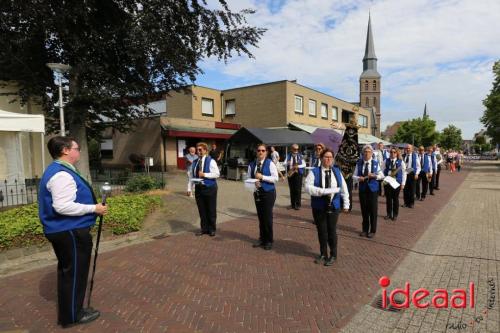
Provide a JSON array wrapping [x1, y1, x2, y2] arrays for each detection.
[[0, 166, 470, 333], [341, 160, 500, 333]]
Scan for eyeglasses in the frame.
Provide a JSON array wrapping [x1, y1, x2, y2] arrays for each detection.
[[257, 149, 266, 152], [197, 148, 204, 152], [71, 147, 81, 152]]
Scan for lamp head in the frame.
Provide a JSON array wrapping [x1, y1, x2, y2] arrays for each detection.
[[100, 182, 112, 197], [46, 63, 71, 73]]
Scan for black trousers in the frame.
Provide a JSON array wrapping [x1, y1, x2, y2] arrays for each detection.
[[346, 176, 353, 211], [287, 173, 303, 208], [359, 190, 378, 233], [403, 172, 416, 207], [313, 208, 340, 258], [416, 172, 429, 199], [429, 173, 435, 195], [195, 184, 217, 233], [385, 185, 401, 218], [435, 165, 441, 188], [378, 180, 383, 196], [254, 189, 276, 245], [45, 227, 93, 326]]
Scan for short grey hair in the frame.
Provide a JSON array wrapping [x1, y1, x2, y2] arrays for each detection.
[[362, 145, 373, 153]]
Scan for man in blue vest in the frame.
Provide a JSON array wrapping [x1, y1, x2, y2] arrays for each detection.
[[427, 146, 438, 196], [38, 136, 107, 328], [402, 144, 421, 208], [285, 144, 306, 210], [305, 149, 349, 266], [416, 146, 433, 201], [247, 144, 279, 250], [191, 142, 220, 236], [353, 145, 384, 238], [383, 148, 406, 221]]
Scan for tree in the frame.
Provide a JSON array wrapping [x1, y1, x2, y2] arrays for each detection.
[[439, 125, 462, 150], [392, 117, 440, 148], [481, 60, 500, 145], [0, 0, 265, 179]]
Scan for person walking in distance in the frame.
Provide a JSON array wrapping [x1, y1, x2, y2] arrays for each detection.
[[402, 144, 420, 208], [285, 144, 306, 210]]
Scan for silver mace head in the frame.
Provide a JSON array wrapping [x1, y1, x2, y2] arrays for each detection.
[[100, 182, 112, 200]]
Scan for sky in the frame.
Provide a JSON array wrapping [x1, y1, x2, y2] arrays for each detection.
[[194, 0, 500, 139]]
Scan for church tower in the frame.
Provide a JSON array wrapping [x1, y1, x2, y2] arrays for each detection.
[[359, 14, 381, 136]]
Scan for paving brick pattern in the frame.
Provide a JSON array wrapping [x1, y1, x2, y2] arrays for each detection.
[[0, 168, 469, 333]]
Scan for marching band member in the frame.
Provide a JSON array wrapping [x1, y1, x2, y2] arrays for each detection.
[[427, 146, 438, 196], [383, 148, 406, 221], [402, 144, 421, 208], [191, 142, 220, 236], [284, 144, 306, 210], [374, 142, 389, 196], [433, 145, 443, 190], [416, 146, 433, 201], [305, 149, 349, 266], [353, 145, 384, 238], [247, 144, 279, 250], [310, 143, 325, 168]]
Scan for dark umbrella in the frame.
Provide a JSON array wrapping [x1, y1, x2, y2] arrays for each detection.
[[311, 128, 343, 153]]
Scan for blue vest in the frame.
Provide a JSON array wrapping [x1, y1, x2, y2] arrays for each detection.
[[286, 153, 304, 175], [410, 152, 417, 171], [311, 155, 321, 168], [357, 159, 380, 193], [310, 166, 342, 210], [384, 159, 403, 184], [38, 162, 97, 234], [192, 156, 216, 187], [250, 158, 275, 192], [430, 153, 436, 172], [420, 154, 431, 173]]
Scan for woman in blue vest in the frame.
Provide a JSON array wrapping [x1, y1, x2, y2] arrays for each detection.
[[352, 145, 384, 238], [383, 148, 406, 221], [310, 143, 325, 168], [247, 144, 279, 250], [38, 136, 107, 328], [191, 142, 220, 236], [305, 149, 349, 266]]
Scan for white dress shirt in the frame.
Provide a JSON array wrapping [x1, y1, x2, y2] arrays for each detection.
[[46, 172, 96, 216], [284, 153, 306, 170], [246, 159, 279, 184], [305, 166, 350, 210], [404, 152, 421, 175], [417, 154, 433, 175], [352, 158, 385, 182]]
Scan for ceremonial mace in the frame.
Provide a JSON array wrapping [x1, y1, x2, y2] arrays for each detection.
[[87, 182, 112, 308]]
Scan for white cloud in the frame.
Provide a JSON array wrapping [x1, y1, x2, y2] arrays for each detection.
[[200, 0, 500, 139]]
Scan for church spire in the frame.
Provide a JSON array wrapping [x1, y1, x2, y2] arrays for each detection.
[[423, 103, 428, 117], [361, 13, 380, 78]]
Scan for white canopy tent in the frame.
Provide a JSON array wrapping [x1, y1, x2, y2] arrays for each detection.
[[0, 109, 46, 182]]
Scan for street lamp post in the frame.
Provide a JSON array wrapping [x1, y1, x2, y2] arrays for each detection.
[[46, 63, 71, 136]]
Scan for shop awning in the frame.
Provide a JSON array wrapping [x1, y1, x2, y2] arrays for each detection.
[[161, 124, 236, 139], [358, 133, 391, 145], [0, 109, 45, 133], [228, 127, 314, 146]]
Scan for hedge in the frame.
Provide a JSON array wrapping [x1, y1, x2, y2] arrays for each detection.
[[0, 193, 161, 251]]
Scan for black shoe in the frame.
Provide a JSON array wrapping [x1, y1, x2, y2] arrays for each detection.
[[263, 243, 272, 250], [430, 193, 434, 195], [384, 215, 391, 220], [314, 255, 327, 264], [62, 308, 100, 328], [392, 216, 397, 221], [409, 205, 414, 208], [367, 232, 375, 238], [287, 205, 295, 210], [435, 187, 440, 190], [209, 231, 216, 237], [252, 241, 263, 248], [401, 204, 407, 208], [324, 256, 336, 266], [419, 197, 424, 201], [195, 231, 206, 236], [359, 232, 368, 237], [294, 207, 300, 210]]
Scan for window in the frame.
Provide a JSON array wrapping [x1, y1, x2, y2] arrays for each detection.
[[373, 80, 377, 90], [308, 99, 317, 117], [225, 99, 235, 116], [365, 97, 369, 107], [364, 80, 369, 91], [373, 96, 377, 107], [100, 139, 113, 159], [201, 98, 214, 116], [321, 103, 328, 119], [342, 110, 352, 123], [332, 106, 338, 121], [294, 95, 303, 113], [358, 114, 368, 128]]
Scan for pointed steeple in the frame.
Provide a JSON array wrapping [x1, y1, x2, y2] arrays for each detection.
[[361, 13, 380, 78], [423, 103, 428, 117]]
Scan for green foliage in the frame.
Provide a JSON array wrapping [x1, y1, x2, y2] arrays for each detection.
[[439, 125, 463, 150], [0, 194, 161, 250], [392, 117, 440, 147], [481, 60, 500, 145], [475, 135, 486, 145], [124, 175, 162, 192]]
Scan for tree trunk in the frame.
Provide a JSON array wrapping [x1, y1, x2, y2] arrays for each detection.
[[69, 123, 92, 183]]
